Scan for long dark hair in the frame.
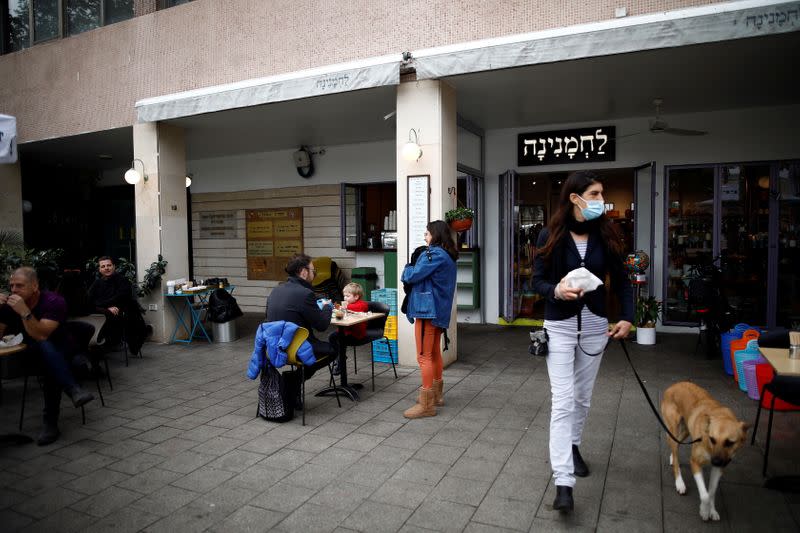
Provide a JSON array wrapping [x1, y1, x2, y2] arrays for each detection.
[[537, 170, 624, 261], [427, 220, 459, 260]]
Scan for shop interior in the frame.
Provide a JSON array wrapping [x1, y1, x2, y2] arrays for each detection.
[[512, 168, 635, 320]]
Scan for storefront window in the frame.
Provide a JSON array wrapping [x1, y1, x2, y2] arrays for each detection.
[[103, 0, 132, 24], [159, 0, 191, 8], [33, 0, 59, 42], [340, 182, 397, 251], [775, 162, 800, 328]]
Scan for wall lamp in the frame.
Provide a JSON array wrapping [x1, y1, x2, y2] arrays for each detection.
[[402, 129, 423, 162], [185, 173, 193, 188], [124, 158, 148, 185]]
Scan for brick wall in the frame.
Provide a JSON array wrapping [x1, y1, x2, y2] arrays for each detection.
[[0, 0, 720, 143]]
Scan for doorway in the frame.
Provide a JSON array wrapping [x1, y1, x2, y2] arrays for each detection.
[[503, 168, 637, 323]]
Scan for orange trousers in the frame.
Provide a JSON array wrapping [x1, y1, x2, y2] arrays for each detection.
[[415, 319, 443, 389]]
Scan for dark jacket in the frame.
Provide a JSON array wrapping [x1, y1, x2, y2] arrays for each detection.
[[533, 228, 634, 323], [87, 273, 132, 313], [266, 276, 332, 348]]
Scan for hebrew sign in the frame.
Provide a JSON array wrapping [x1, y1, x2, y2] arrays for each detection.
[[518, 126, 615, 167], [246, 208, 304, 281], [199, 211, 237, 239]]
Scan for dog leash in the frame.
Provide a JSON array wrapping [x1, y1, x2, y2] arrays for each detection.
[[618, 339, 701, 445]]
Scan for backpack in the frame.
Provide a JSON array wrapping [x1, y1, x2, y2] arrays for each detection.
[[257, 363, 298, 422]]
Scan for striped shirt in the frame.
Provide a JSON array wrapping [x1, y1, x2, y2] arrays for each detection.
[[544, 238, 609, 335]]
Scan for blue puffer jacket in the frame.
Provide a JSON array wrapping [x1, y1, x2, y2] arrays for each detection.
[[401, 245, 457, 329], [247, 321, 316, 378]]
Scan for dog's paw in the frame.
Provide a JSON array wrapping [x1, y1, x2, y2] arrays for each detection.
[[699, 500, 711, 521], [675, 475, 686, 495], [709, 508, 720, 521]]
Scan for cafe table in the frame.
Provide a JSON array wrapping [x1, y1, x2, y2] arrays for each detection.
[[315, 311, 386, 402], [757, 346, 800, 492], [0, 343, 27, 405], [165, 285, 235, 344], [0, 343, 33, 445]]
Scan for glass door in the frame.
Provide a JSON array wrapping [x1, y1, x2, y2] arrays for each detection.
[[776, 161, 800, 328]]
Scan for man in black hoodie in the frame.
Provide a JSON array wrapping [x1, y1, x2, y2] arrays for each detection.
[[266, 254, 336, 379]]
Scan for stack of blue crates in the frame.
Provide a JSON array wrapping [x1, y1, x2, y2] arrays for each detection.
[[370, 288, 398, 363]]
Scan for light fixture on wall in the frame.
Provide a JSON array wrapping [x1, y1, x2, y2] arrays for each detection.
[[185, 173, 192, 188], [402, 129, 422, 162], [124, 158, 148, 185]]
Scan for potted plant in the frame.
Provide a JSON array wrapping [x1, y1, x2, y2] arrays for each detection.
[[445, 206, 474, 232], [635, 295, 662, 345]]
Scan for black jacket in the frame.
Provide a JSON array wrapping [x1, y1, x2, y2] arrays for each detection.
[[266, 276, 332, 347], [533, 228, 634, 323], [88, 273, 132, 313]]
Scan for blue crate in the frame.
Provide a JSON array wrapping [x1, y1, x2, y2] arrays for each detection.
[[373, 352, 399, 364], [370, 288, 398, 316], [372, 339, 398, 358]]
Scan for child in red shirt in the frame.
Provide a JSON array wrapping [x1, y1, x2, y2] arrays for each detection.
[[342, 282, 369, 339]]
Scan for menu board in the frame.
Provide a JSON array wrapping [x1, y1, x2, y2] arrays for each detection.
[[246, 208, 303, 280], [407, 175, 430, 261], [199, 211, 237, 239]]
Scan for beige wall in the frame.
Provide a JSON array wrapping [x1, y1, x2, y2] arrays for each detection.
[[190, 184, 354, 313], [0, 0, 720, 144]]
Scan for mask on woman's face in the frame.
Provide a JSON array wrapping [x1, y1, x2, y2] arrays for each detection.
[[579, 196, 605, 220]]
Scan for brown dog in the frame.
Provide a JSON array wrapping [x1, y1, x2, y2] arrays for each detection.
[[661, 381, 749, 521]]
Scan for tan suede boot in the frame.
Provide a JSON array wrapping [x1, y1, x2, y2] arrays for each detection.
[[403, 387, 437, 419], [433, 379, 444, 406]]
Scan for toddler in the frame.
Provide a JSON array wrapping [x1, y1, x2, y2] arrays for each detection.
[[342, 282, 369, 339]]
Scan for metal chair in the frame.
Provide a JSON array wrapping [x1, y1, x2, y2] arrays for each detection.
[[19, 320, 106, 430], [751, 374, 800, 476], [348, 301, 398, 392], [285, 327, 340, 426]]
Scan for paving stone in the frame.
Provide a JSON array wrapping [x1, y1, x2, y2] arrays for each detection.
[[228, 464, 292, 492], [207, 505, 285, 533], [357, 419, 404, 437], [392, 458, 450, 486], [116, 467, 184, 495], [122, 415, 172, 432], [463, 439, 515, 463], [12, 486, 85, 519], [307, 481, 375, 512], [310, 446, 365, 472], [190, 436, 246, 457], [407, 498, 476, 532], [429, 428, 481, 449], [170, 465, 236, 493], [259, 448, 317, 472], [50, 439, 107, 460], [9, 454, 69, 477], [133, 426, 184, 444], [129, 484, 200, 517], [343, 499, 414, 532], [432, 475, 491, 507], [18, 507, 96, 532], [157, 451, 215, 474], [365, 444, 416, 467], [309, 421, 361, 439], [179, 424, 229, 443], [191, 482, 260, 517], [238, 433, 294, 455], [381, 430, 432, 451], [69, 485, 143, 518], [448, 456, 505, 482], [0, 487, 27, 509], [249, 482, 317, 513], [334, 432, 385, 452], [472, 495, 536, 531], [342, 460, 399, 489], [13, 468, 77, 496], [369, 478, 434, 509], [62, 468, 130, 495], [0, 508, 34, 531], [107, 452, 166, 475], [91, 426, 142, 445], [273, 501, 350, 533], [143, 437, 198, 457], [283, 462, 341, 490]]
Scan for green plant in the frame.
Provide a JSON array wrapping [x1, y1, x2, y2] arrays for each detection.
[[635, 295, 662, 328], [1, 233, 64, 291], [84, 255, 167, 298], [445, 206, 475, 222]]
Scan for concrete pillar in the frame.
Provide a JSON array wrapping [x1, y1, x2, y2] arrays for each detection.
[[396, 80, 458, 367], [133, 122, 188, 343], [0, 161, 23, 237]]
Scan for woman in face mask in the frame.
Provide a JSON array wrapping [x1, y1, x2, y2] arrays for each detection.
[[532, 170, 633, 513]]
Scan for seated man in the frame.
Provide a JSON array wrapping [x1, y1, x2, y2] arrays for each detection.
[[265, 253, 336, 379], [87, 256, 133, 347], [0, 267, 94, 446]]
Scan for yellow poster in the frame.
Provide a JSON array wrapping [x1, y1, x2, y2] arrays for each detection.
[[246, 208, 303, 280]]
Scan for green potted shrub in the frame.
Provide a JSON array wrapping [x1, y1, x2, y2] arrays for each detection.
[[445, 206, 474, 232], [635, 295, 662, 345]]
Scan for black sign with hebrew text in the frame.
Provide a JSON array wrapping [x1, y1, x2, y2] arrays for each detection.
[[518, 126, 615, 166]]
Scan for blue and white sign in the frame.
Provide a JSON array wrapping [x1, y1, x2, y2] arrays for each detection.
[[0, 114, 17, 164]]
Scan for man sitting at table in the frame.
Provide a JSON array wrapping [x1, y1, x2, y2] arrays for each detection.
[[0, 267, 94, 446], [264, 253, 336, 379], [87, 256, 148, 354]]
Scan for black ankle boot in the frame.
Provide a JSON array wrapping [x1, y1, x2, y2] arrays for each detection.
[[67, 386, 94, 408], [36, 421, 60, 446], [572, 445, 589, 477], [553, 485, 574, 512]]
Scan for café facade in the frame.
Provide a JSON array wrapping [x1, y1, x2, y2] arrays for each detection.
[[1, 0, 798, 365]]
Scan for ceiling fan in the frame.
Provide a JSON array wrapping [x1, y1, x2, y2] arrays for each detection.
[[647, 98, 707, 136]]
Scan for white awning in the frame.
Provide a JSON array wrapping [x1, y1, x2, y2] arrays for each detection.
[[0, 114, 17, 164], [414, 0, 799, 79], [136, 54, 402, 123]]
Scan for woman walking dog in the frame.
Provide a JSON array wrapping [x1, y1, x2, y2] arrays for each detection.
[[533, 171, 633, 511]]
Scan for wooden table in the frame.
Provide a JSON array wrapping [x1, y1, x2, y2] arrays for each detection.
[[758, 346, 800, 492], [759, 347, 800, 377], [315, 312, 386, 402], [0, 343, 27, 405], [0, 343, 33, 446]]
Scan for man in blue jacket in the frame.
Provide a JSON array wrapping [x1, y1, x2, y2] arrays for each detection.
[[265, 254, 335, 379]]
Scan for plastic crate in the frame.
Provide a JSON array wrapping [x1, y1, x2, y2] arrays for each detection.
[[372, 339, 398, 363], [371, 288, 398, 315]]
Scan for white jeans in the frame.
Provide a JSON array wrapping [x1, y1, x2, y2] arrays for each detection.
[[545, 328, 608, 487]]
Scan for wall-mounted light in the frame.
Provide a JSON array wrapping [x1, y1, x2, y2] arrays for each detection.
[[124, 158, 148, 185], [402, 129, 422, 162], [22, 200, 32, 213], [185, 173, 192, 188]]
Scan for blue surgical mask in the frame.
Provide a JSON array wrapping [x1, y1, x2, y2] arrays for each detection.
[[580, 197, 605, 220]]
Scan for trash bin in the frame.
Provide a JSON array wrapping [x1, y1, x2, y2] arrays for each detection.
[[352, 267, 378, 298], [212, 319, 238, 343]]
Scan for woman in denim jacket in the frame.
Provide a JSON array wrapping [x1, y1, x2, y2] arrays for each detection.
[[533, 171, 633, 513], [401, 220, 458, 418]]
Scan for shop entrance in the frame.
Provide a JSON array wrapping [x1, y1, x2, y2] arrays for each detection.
[[501, 168, 639, 323]]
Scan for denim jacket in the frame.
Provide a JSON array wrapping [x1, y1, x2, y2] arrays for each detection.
[[401, 245, 457, 329]]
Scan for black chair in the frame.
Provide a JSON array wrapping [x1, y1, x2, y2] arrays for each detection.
[[347, 301, 398, 392], [19, 320, 107, 430]]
